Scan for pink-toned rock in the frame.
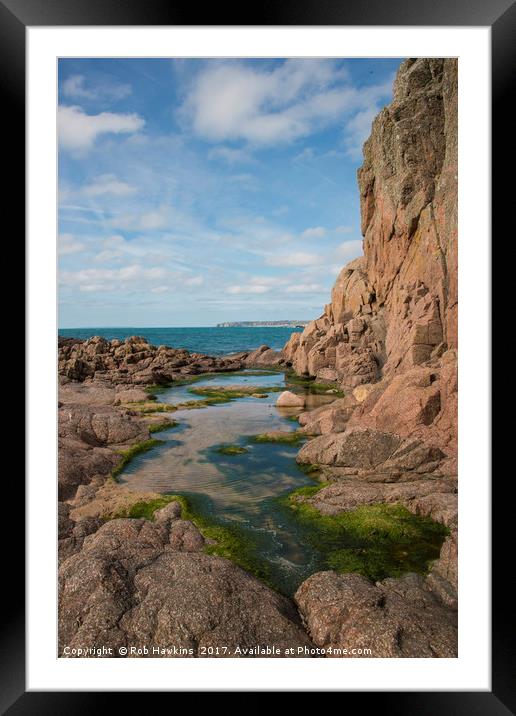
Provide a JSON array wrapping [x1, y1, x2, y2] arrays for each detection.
[[280, 59, 457, 461], [298, 396, 356, 435], [295, 571, 457, 658], [244, 344, 284, 367], [275, 390, 305, 408]]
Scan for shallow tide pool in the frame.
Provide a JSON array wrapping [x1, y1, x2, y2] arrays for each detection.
[[120, 370, 447, 595]]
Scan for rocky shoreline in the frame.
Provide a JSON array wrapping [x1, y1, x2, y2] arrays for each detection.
[[58, 58, 458, 658]]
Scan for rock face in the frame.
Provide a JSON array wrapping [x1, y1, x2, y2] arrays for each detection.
[[59, 515, 314, 658], [57, 380, 151, 500], [297, 427, 444, 474], [285, 59, 458, 657], [283, 59, 458, 417], [295, 572, 457, 658]]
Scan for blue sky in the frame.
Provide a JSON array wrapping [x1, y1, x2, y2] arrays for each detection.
[[58, 58, 402, 328]]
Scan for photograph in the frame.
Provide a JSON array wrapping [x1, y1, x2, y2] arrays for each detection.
[[57, 56, 459, 660]]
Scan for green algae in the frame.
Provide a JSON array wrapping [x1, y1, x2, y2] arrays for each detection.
[[215, 444, 249, 455], [111, 439, 164, 479], [279, 492, 449, 583], [252, 432, 305, 445], [297, 463, 322, 476], [148, 419, 179, 433], [187, 385, 282, 404], [285, 371, 344, 397], [170, 494, 273, 586], [111, 494, 182, 520]]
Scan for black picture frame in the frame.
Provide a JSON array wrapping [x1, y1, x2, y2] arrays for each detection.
[[7, 0, 509, 709]]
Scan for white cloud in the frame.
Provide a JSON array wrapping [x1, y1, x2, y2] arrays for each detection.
[[58, 233, 85, 256], [285, 283, 323, 293], [110, 206, 169, 232], [94, 235, 128, 263], [226, 284, 270, 294], [293, 147, 315, 162], [83, 174, 136, 197], [300, 226, 327, 239], [60, 264, 167, 291], [335, 225, 354, 234], [181, 59, 391, 146], [58, 105, 145, 152], [207, 146, 253, 164], [185, 275, 204, 287], [62, 74, 132, 101], [266, 252, 320, 267], [139, 210, 168, 231], [335, 239, 363, 262]]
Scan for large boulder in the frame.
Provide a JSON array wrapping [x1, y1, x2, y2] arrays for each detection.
[[276, 390, 305, 408], [59, 403, 148, 447], [59, 518, 315, 658], [295, 571, 457, 658], [297, 427, 400, 469], [244, 345, 284, 367]]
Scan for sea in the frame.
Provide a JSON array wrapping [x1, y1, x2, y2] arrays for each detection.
[[58, 326, 305, 356]]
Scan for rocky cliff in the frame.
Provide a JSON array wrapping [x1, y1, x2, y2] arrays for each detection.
[[282, 59, 458, 655], [284, 59, 457, 458]]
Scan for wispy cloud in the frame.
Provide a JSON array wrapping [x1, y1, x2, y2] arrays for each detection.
[[226, 284, 271, 295], [58, 105, 145, 152], [300, 226, 327, 239], [335, 239, 363, 261], [266, 252, 321, 267], [58, 233, 85, 256], [61, 74, 132, 102], [82, 174, 136, 197], [207, 146, 253, 164]]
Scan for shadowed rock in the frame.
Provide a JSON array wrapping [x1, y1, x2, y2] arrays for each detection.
[[295, 571, 457, 658]]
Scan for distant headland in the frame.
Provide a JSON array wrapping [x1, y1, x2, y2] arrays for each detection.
[[216, 321, 310, 328]]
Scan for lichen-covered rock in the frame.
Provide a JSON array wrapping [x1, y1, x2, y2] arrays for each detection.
[[297, 427, 401, 469]]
